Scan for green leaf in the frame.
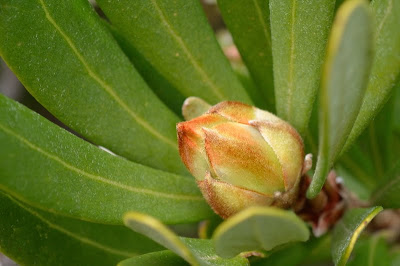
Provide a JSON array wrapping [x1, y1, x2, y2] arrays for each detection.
[[342, 0, 400, 152], [371, 160, 400, 208], [217, 0, 274, 110], [118, 251, 187, 266], [0, 192, 163, 266], [331, 207, 383, 266], [0, 94, 212, 224], [96, 0, 252, 106], [0, 0, 187, 175], [123, 212, 249, 266], [307, 0, 373, 198], [347, 235, 390, 266], [252, 235, 331, 266], [269, 0, 335, 134], [335, 163, 374, 201], [104, 21, 185, 116], [212, 207, 309, 258]]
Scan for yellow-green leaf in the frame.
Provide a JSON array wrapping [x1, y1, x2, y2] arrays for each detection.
[[342, 0, 400, 153], [307, 0, 373, 198], [213, 207, 309, 258], [332, 207, 383, 266], [123, 212, 249, 266]]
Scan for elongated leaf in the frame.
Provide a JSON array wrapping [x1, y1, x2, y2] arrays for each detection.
[[332, 207, 383, 266], [342, 0, 400, 152], [105, 21, 185, 116], [0, 192, 162, 266], [96, 0, 252, 106], [217, 0, 274, 110], [307, 0, 373, 198], [119, 251, 187, 266], [124, 212, 249, 266], [213, 207, 309, 258], [371, 160, 400, 208], [0, 94, 212, 224], [0, 0, 187, 174], [347, 235, 390, 266], [269, 0, 335, 134]]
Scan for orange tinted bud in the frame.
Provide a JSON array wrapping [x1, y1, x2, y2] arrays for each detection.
[[177, 101, 306, 218]]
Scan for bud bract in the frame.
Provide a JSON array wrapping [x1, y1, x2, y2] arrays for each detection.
[[177, 101, 305, 218]]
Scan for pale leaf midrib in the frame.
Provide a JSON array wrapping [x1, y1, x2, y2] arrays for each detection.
[[7, 195, 137, 258], [0, 122, 203, 201], [38, 0, 177, 149], [252, 0, 271, 47], [149, 0, 225, 101], [286, 0, 296, 121], [375, 0, 393, 41]]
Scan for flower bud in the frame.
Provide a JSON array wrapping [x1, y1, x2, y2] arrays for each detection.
[[177, 101, 306, 218]]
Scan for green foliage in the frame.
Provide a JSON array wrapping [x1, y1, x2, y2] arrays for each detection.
[[96, 0, 252, 109], [123, 212, 248, 265], [347, 235, 391, 266], [308, 0, 373, 198], [0, 192, 163, 266], [270, 0, 335, 135], [343, 0, 400, 152], [332, 207, 383, 266], [0, 0, 399, 264], [0, 0, 186, 174], [0, 94, 212, 224], [212, 207, 309, 258], [119, 251, 187, 266], [217, 0, 274, 110]]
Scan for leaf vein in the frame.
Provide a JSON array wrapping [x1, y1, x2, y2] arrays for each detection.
[[287, 0, 297, 120], [375, 0, 393, 40], [37, 0, 177, 149], [149, 0, 225, 100], [252, 0, 271, 47], [0, 122, 203, 201], [7, 195, 137, 258]]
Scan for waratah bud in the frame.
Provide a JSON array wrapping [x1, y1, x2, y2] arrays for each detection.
[[177, 101, 306, 218]]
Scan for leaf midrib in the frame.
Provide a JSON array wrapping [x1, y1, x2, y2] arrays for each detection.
[[38, 0, 177, 149], [375, 0, 393, 41], [252, 0, 271, 47], [7, 194, 136, 258], [286, 0, 297, 121], [0, 122, 203, 201], [149, 0, 226, 101]]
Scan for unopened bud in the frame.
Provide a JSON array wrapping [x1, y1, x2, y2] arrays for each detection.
[[177, 101, 307, 218]]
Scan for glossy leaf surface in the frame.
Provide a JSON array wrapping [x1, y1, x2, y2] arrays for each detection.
[[269, 0, 335, 134], [0, 94, 212, 224], [347, 235, 390, 266], [218, 0, 274, 110], [118, 251, 187, 266], [307, 0, 373, 198], [96, 0, 252, 106], [0, 192, 162, 266], [343, 0, 400, 152], [124, 212, 248, 266], [332, 207, 383, 266], [213, 207, 309, 258], [0, 0, 186, 174]]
